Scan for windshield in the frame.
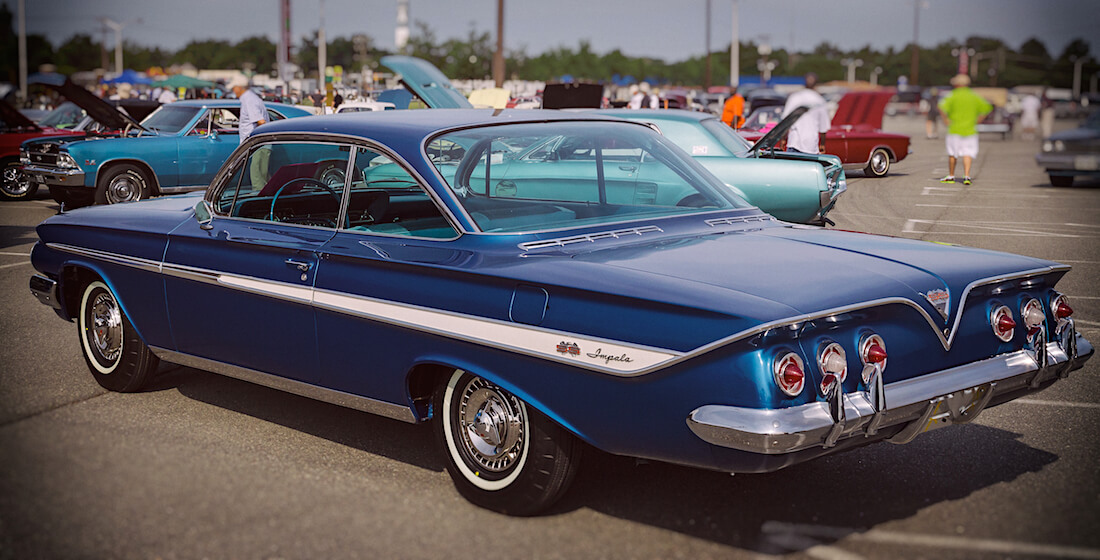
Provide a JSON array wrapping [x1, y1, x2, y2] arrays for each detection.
[[699, 118, 753, 156], [140, 105, 201, 134], [429, 121, 748, 233], [38, 102, 87, 129]]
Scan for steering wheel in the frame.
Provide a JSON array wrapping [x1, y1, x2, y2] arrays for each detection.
[[267, 177, 345, 228]]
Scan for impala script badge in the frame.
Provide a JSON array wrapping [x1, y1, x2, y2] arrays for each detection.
[[923, 289, 950, 322]]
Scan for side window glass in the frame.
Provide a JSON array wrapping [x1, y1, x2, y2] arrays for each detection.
[[215, 156, 246, 213], [187, 110, 212, 136], [346, 146, 457, 239], [223, 141, 351, 229]]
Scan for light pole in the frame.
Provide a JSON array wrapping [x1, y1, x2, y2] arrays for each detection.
[[318, 0, 326, 93], [1072, 56, 1093, 99], [951, 46, 975, 75], [98, 17, 141, 75], [840, 58, 863, 83], [17, 0, 26, 100], [870, 66, 883, 87], [757, 43, 776, 84], [910, 0, 927, 84], [492, 0, 505, 87], [730, 0, 739, 87]]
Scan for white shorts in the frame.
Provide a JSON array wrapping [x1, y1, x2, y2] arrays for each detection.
[[946, 134, 979, 158]]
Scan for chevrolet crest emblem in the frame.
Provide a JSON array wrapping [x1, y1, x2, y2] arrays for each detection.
[[923, 289, 950, 322]]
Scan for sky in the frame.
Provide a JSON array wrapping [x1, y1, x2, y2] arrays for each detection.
[[14, 0, 1099, 65]]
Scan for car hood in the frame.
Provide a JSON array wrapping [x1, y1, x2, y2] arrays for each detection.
[[32, 76, 147, 132], [1, 99, 39, 130], [1048, 125, 1100, 143], [832, 91, 892, 129], [380, 55, 473, 109], [748, 106, 806, 153], [561, 223, 1056, 328]]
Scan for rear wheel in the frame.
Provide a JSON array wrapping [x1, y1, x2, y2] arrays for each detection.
[[435, 369, 582, 515], [78, 280, 159, 392], [95, 164, 152, 204], [0, 160, 38, 201], [864, 148, 891, 177], [1049, 174, 1074, 187]]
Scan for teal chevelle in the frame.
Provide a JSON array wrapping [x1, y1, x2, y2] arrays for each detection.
[[21, 99, 313, 207]]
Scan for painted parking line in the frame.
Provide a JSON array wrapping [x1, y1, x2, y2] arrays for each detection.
[[902, 219, 1096, 237], [0, 252, 31, 257], [915, 204, 1100, 211], [920, 186, 1051, 197], [0, 261, 31, 270], [761, 522, 1100, 559], [1014, 399, 1100, 409]]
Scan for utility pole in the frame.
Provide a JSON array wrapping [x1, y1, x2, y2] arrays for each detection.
[[17, 0, 26, 100], [99, 17, 141, 75], [492, 0, 504, 87], [318, 0, 326, 89], [704, 0, 711, 89], [909, 0, 921, 84], [729, 0, 738, 87]]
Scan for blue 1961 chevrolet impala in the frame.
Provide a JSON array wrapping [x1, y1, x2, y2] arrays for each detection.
[[21, 98, 312, 208], [29, 109, 1092, 515]]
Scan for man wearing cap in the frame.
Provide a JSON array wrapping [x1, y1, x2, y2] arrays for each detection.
[[938, 74, 991, 185]]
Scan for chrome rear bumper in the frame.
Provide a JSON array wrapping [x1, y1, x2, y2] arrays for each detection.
[[688, 332, 1092, 455]]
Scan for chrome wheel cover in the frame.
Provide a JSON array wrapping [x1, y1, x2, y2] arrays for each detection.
[[89, 291, 123, 364], [457, 377, 526, 473], [318, 167, 346, 187], [1, 164, 30, 196], [870, 150, 889, 175], [106, 172, 144, 203]]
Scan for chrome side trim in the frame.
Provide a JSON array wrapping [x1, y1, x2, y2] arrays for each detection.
[[687, 336, 1093, 454], [312, 288, 681, 375], [47, 243, 163, 274], [519, 226, 664, 251], [149, 347, 418, 424], [159, 185, 207, 194]]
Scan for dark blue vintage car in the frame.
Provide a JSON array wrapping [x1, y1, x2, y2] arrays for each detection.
[[29, 109, 1092, 515], [21, 99, 312, 207]]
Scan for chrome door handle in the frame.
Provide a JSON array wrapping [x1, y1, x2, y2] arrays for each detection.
[[285, 258, 313, 272], [619, 165, 637, 172]]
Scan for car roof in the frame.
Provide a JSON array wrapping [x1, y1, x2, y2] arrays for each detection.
[[257, 108, 635, 140], [589, 108, 713, 124]]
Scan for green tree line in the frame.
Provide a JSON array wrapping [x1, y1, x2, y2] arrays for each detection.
[[1, 3, 1094, 91]]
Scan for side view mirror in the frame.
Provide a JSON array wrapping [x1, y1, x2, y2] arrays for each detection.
[[194, 200, 214, 230]]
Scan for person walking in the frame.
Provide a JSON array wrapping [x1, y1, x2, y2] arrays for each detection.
[[233, 84, 269, 143], [924, 88, 940, 139], [938, 73, 991, 185], [1019, 93, 1041, 140], [721, 86, 745, 129], [781, 73, 831, 154]]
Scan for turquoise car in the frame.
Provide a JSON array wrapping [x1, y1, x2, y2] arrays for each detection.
[[22, 99, 312, 207], [592, 109, 846, 226]]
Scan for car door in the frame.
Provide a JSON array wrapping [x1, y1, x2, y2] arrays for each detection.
[[162, 139, 352, 383], [312, 144, 463, 403], [177, 108, 241, 190]]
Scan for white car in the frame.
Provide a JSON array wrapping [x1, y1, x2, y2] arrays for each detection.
[[335, 99, 396, 113]]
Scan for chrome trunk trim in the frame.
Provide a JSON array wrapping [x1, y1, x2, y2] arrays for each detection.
[[149, 347, 419, 424]]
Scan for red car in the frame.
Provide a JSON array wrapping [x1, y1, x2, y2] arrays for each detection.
[[1, 100, 85, 201], [739, 91, 911, 177]]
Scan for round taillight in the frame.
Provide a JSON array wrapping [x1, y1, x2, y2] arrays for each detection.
[[818, 342, 847, 395], [1052, 294, 1073, 320], [773, 352, 805, 397], [1021, 298, 1045, 335], [859, 334, 887, 383], [991, 305, 1016, 342]]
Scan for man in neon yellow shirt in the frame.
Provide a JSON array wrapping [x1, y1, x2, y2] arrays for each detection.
[[938, 74, 992, 185]]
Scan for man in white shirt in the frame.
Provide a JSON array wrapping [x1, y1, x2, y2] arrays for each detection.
[[781, 73, 831, 154], [233, 84, 269, 143]]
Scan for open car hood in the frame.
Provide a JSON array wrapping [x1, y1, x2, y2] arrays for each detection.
[[832, 91, 892, 129], [0, 99, 40, 130], [748, 105, 806, 153], [32, 76, 147, 132], [380, 55, 473, 109]]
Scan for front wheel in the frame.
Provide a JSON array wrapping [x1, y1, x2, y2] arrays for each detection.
[[864, 148, 891, 177], [435, 369, 582, 515], [96, 164, 152, 204], [0, 160, 38, 201], [78, 280, 159, 392]]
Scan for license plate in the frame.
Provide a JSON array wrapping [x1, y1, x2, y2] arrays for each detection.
[[1074, 155, 1099, 170]]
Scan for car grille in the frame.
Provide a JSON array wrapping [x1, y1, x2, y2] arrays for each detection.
[[24, 143, 61, 166]]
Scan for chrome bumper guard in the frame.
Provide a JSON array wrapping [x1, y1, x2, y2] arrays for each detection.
[[29, 274, 62, 310], [22, 164, 86, 187], [687, 333, 1092, 455]]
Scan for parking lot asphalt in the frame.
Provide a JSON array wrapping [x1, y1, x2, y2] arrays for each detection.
[[1, 116, 1097, 560]]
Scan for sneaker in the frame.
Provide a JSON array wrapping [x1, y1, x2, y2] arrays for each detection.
[[963, 177, 972, 185], [940, 175, 955, 183]]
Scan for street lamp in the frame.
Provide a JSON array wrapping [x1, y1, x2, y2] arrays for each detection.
[[757, 43, 776, 84], [98, 17, 141, 75], [1071, 55, 1093, 99], [840, 58, 863, 83], [951, 46, 975, 75], [870, 66, 883, 87]]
